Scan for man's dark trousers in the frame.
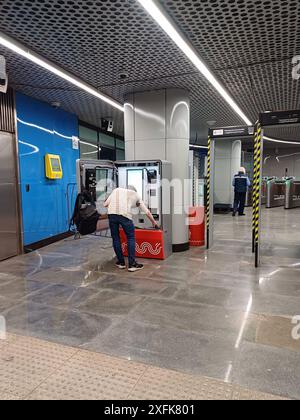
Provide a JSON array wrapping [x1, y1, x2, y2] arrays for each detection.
[[108, 214, 136, 266], [233, 192, 246, 215]]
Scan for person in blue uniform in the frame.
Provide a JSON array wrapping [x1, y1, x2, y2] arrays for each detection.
[[232, 167, 251, 217]]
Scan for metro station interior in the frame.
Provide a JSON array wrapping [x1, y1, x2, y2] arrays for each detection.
[[0, 0, 300, 401]]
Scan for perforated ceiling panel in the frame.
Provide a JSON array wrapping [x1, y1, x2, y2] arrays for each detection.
[[0, 0, 299, 142], [0, 48, 125, 135], [265, 126, 300, 143], [161, 0, 300, 140], [162, 0, 300, 69], [0, 0, 244, 140]]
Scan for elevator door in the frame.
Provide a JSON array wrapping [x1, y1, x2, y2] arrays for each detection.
[[0, 131, 19, 261]]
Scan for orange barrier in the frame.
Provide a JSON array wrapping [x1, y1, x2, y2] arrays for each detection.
[[189, 206, 205, 247], [120, 228, 166, 260]]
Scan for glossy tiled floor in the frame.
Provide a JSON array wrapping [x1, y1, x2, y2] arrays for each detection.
[[0, 207, 299, 400]]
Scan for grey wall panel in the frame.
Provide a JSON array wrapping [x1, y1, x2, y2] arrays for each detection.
[[0, 184, 18, 230], [0, 131, 19, 261], [0, 131, 16, 181], [0, 90, 15, 133], [0, 184, 19, 260], [0, 233, 18, 260]]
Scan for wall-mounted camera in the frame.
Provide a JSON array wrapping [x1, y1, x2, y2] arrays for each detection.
[[0, 56, 8, 94], [101, 117, 114, 133], [51, 101, 61, 109]]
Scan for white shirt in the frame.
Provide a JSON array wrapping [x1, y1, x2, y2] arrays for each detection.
[[104, 188, 149, 220]]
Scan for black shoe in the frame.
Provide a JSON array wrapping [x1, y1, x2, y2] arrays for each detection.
[[128, 262, 144, 272], [232, 212, 236, 217], [238, 213, 246, 217], [116, 262, 126, 270]]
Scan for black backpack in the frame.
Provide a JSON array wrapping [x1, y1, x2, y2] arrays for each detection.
[[70, 191, 100, 236]]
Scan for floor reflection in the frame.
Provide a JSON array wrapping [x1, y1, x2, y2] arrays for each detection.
[[0, 208, 300, 399]]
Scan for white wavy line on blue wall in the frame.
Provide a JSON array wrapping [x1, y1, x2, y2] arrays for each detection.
[[19, 141, 40, 157], [17, 117, 73, 140]]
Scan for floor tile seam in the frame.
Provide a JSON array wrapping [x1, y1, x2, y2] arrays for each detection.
[[125, 365, 150, 400], [0, 282, 56, 303], [20, 347, 82, 400], [77, 317, 125, 347], [6, 297, 138, 320], [128, 294, 269, 314], [105, 314, 258, 348], [83, 286, 173, 301], [5, 301, 292, 342]]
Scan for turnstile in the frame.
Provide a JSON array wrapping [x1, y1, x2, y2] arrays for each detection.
[[261, 180, 267, 205], [266, 179, 286, 208], [285, 180, 300, 209]]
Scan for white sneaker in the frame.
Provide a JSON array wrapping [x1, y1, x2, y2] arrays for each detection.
[[116, 262, 126, 270], [128, 262, 144, 272]]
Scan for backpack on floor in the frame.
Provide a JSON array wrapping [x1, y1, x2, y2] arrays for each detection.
[[70, 191, 100, 236], [214, 203, 232, 214]]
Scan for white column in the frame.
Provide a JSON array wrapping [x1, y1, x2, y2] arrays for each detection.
[[214, 139, 242, 206], [124, 89, 190, 250]]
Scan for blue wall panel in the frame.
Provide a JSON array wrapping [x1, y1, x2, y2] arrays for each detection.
[[16, 92, 79, 246]]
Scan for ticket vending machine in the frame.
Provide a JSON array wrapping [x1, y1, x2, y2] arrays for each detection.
[[76, 159, 173, 259]]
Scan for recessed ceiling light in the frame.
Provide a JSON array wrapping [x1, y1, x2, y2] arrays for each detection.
[[137, 0, 252, 126], [0, 32, 124, 112], [118, 72, 129, 81], [51, 101, 61, 109]]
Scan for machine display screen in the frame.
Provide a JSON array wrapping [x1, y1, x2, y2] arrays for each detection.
[[50, 158, 61, 172], [127, 169, 144, 199], [96, 168, 114, 202]]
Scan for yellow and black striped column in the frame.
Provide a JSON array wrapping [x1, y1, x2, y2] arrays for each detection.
[[206, 135, 211, 249], [252, 127, 259, 253], [253, 123, 263, 267]]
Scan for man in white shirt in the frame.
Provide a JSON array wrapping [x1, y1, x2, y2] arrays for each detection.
[[104, 186, 158, 272]]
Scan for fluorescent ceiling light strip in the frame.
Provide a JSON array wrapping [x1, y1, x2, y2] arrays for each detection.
[[0, 32, 124, 112], [264, 136, 300, 145], [137, 0, 252, 126]]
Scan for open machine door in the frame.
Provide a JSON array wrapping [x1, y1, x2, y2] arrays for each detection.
[[76, 160, 116, 231], [76, 159, 173, 259]]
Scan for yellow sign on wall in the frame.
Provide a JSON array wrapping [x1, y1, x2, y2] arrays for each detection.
[[45, 154, 63, 179]]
